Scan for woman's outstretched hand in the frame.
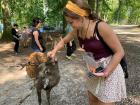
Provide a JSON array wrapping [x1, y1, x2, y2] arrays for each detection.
[[47, 50, 56, 58]]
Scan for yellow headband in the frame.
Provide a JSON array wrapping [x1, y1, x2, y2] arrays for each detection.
[[65, 1, 89, 17]]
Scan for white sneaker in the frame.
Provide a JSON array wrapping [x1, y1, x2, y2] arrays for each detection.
[[14, 52, 18, 55], [71, 53, 76, 57], [66, 56, 73, 60]]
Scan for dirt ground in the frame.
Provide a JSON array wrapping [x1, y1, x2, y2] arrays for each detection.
[[0, 26, 140, 105]]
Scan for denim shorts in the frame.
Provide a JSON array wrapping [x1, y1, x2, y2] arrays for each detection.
[[32, 48, 48, 53], [32, 48, 41, 52]]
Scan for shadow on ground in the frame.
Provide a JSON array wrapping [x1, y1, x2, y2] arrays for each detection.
[[0, 27, 140, 105]]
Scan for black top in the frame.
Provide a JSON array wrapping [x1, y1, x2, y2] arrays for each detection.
[[31, 28, 45, 51], [11, 28, 19, 41]]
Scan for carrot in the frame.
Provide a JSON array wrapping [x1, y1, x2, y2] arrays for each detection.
[[89, 65, 96, 73]]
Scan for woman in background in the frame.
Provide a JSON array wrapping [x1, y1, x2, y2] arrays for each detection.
[[31, 18, 46, 52]]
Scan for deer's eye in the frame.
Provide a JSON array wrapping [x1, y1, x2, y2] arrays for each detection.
[[45, 70, 47, 74], [45, 69, 50, 73]]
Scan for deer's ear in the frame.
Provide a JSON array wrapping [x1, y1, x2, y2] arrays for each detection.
[[37, 64, 42, 70], [54, 59, 58, 64], [54, 57, 58, 62], [52, 57, 58, 65]]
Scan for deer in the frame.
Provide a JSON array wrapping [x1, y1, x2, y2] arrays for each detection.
[[24, 52, 60, 105]]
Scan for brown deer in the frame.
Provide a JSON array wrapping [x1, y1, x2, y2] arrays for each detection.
[[26, 52, 60, 105]]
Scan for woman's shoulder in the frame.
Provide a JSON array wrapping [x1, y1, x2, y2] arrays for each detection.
[[32, 27, 38, 31], [97, 20, 114, 38], [97, 20, 109, 29], [96, 20, 111, 34]]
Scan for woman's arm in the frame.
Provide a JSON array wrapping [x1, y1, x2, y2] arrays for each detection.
[[47, 29, 76, 58], [33, 31, 43, 51], [98, 22, 124, 77]]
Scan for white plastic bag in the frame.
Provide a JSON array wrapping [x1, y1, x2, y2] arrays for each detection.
[[83, 52, 104, 78]]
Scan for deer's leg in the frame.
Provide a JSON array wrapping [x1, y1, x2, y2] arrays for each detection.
[[46, 89, 51, 105], [37, 89, 42, 105]]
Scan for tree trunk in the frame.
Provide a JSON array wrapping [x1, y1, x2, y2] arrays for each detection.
[[88, 0, 100, 17], [96, 0, 100, 17], [43, 0, 48, 16], [88, 0, 96, 12], [117, 0, 123, 23], [1, 0, 12, 41]]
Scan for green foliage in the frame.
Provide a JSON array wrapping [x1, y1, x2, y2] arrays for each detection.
[[89, 0, 140, 24], [100, 0, 112, 22], [1, 0, 140, 41], [8, 0, 45, 27], [45, 0, 67, 27], [127, 0, 140, 24], [1, 0, 140, 29]]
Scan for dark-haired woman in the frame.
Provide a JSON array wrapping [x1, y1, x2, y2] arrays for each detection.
[[47, 0, 126, 105], [31, 18, 46, 52]]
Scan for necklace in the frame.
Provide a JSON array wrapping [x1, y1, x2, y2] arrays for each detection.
[[80, 19, 90, 39]]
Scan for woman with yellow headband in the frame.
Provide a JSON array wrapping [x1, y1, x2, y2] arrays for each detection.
[[47, 0, 127, 105]]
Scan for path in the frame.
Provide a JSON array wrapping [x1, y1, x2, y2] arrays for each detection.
[[0, 25, 140, 105]]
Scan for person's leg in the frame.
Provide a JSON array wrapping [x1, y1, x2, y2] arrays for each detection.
[[66, 42, 73, 60], [14, 40, 17, 52], [66, 42, 72, 56], [71, 40, 76, 56], [97, 100, 114, 105], [15, 40, 19, 53], [14, 41, 16, 52], [87, 91, 114, 105], [87, 91, 98, 105], [72, 40, 76, 52]]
